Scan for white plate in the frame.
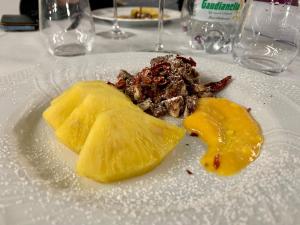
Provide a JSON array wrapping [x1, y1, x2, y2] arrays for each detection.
[[0, 52, 300, 225], [92, 7, 181, 26]]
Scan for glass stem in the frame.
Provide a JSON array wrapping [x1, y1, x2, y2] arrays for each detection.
[[112, 0, 121, 33], [156, 0, 165, 51]]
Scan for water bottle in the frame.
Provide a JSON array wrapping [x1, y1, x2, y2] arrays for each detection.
[[186, 0, 250, 54]]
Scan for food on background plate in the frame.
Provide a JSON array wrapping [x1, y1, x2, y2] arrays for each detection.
[[43, 81, 184, 183], [184, 98, 264, 176], [114, 55, 231, 118], [119, 7, 159, 19]]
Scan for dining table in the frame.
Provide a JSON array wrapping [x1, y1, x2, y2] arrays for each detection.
[[2, 17, 300, 78], [0, 5, 300, 225]]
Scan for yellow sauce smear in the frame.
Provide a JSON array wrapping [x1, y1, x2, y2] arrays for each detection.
[[183, 98, 263, 176]]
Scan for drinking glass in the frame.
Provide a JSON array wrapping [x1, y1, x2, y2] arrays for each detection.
[[98, 0, 129, 39], [39, 0, 95, 56], [156, 0, 165, 51], [232, 0, 300, 74]]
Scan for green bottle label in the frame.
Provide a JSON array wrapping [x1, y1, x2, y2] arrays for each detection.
[[193, 0, 243, 22]]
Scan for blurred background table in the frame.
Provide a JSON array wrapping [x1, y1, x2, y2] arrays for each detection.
[[0, 0, 300, 81]]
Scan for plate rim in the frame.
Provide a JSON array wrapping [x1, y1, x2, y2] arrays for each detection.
[[0, 52, 300, 225]]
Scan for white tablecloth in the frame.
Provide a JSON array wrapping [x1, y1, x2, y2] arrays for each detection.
[[1, 20, 300, 82], [1, 10, 300, 225]]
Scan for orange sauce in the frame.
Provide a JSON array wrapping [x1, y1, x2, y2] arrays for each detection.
[[184, 98, 263, 176]]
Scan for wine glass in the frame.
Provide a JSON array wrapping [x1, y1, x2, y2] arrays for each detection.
[[155, 0, 179, 54], [98, 0, 129, 39], [155, 0, 165, 51]]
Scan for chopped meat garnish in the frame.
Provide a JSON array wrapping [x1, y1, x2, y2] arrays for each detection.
[[115, 78, 126, 89], [162, 96, 184, 118], [186, 169, 194, 175], [191, 83, 206, 95], [204, 75, 232, 93], [106, 81, 115, 86], [183, 95, 198, 117], [137, 98, 153, 111], [164, 80, 188, 99], [150, 55, 172, 67], [213, 154, 221, 169], [150, 62, 171, 76], [114, 55, 231, 118], [118, 69, 134, 81], [133, 85, 143, 101], [152, 103, 167, 118], [190, 132, 199, 137], [176, 55, 197, 67]]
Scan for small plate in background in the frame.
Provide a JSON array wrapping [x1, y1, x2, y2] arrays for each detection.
[[92, 7, 181, 27]]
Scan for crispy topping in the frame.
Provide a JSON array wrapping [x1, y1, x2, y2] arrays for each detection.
[[183, 95, 198, 117], [106, 81, 115, 86], [205, 75, 232, 93], [176, 55, 197, 67], [162, 96, 184, 118], [190, 132, 199, 137], [137, 98, 153, 111], [213, 154, 221, 170], [152, 103, 167, 118], [186, 169, 194, 175], [114, 55, 231, 118]]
